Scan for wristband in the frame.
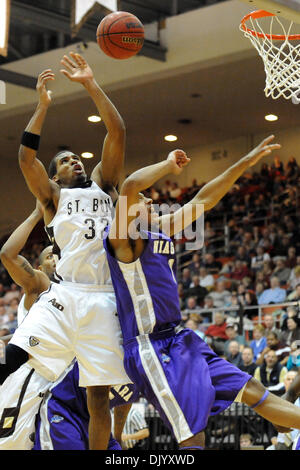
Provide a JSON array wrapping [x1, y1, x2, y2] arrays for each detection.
[[21, 131, 40, 151]]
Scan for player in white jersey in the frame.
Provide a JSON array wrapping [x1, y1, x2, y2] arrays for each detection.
[[0, 202, 55, 449], [0, 52, 130, 450]]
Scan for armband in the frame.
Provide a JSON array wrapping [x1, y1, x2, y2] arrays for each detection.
[[21, 131, 40, 151]]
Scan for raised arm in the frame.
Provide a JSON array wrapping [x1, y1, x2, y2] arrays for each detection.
[[60, 52, 125, 192], [0, 202, 49, 296], [18, 70, 58, 215], [159, 135, 281, 236]]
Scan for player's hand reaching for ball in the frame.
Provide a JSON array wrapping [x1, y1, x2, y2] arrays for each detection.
[[36, 69, 55, 107], [243, 135, 281, 167], [60, 52, 94, 85], [167, 149, 191, 175]]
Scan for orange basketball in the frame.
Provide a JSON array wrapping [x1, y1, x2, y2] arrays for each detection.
[[97, 11, 144, 60]]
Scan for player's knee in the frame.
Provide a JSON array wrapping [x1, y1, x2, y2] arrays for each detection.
[[0, 344, 29, 385], [87, 386, 110, 414]]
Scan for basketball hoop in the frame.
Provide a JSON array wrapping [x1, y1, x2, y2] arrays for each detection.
[[240, 10, 300, 102]]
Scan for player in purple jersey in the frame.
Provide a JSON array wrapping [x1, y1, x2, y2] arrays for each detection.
[[33, 360, 139, 450], [104, 139, 300, 450]]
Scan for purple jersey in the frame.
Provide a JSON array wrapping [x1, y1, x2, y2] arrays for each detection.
[[103, 230, 181, 342]]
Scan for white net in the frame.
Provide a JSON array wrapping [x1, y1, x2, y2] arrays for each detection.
[[240, 13, 300, 102]]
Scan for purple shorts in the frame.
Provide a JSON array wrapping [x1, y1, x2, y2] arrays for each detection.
[[124, 328, 251, 443]]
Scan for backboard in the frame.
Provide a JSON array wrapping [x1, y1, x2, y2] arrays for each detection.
[[239, 0, 300, 23]]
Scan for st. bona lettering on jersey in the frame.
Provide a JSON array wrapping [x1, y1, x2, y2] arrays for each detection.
[[47, 182, 114, 285]]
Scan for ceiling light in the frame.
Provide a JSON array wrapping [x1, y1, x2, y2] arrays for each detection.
[[164, 135, 178, 142], [265, 114, 278, 122], [81, 152, 94, 159], [88, 115, 101, 123]]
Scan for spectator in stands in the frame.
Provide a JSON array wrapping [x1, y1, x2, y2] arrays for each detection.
[[235, 246, 251, 266], [239, 433, 254, 449], [244, 291, 259, 319], [255, 332, 290, 366], [3, 283, 20, 304], [205, 312, 228, 355], [258, 276, 286, 305], [186, 275, 207, 306], [188, 253, 201, 275], [254, 349, 288, 391], [286, 341, 300, 371], [210, 280, 231, 308], [287, 283, 300, 302], [250, 324, 267, 362], [280, 316, 300, 346], [199, 267, 214, 290], [264, 314, 281, 338], [229, 260, 250, 281], [149, 186, 160, 202], [183, 296, 201, 314], [288, 265, 300, 291], [181, 268, 191, 290], [223, 324, 245, 356], [281, 306, 298, 331], [177, 282, 185, 309], [0, 312, 17, 335], [225, 340, 243, 368], [271, 155, 284, 176], [272, 258, 291, 285], [200, 253, 222, 274], [169, 182, 182, 200], [184, 318, 205, 340], [224, 292, 240, 319], [251, 246, 271, 272], [255, 282, 265, 304], [286, 247, 297, 269], [0, 305, 9, 328], [239, 347, 257, 376]]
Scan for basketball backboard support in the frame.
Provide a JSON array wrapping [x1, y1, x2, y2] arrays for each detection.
[[239, 0, 300, 23]]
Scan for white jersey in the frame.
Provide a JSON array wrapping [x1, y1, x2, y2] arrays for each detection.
[[17, 294, 27, 326], [46, 181, 113, 286]]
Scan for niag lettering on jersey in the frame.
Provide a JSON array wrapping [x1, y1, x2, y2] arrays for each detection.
[[153, 240, 175, 255], [66, 197, 112, 216]]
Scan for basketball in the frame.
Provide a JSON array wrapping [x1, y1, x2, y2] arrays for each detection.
[[97, 11, 144, 60]]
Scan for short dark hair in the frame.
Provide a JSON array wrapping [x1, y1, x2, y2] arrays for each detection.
[[48, 150, 72, 179]]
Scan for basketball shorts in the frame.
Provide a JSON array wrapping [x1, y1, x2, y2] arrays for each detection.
[[0, 363, 50, 449], [124, 328, 251, 443], [10, 281, 131, 387], [33, 395, 121, 450]]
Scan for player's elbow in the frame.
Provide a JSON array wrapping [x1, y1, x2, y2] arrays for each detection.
[[121, 177, 139, 197], [0, 246, 11, 264]]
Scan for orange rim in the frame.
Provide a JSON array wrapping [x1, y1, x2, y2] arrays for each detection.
[[240, 9, 300, 41]]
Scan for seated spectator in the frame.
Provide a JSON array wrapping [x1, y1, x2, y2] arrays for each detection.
[[178, 282, 185, 309], [256, 332, 290, 366], [280, 316, 300, 346], [281, 306, 298, 331], [239, 347, 257, 376], [226, 340, 243, 368], [199, 267, 214, 290], [225, 292, 240, 319], [286, 341, 300, 371], [0, 312, 17, 335], [210, 281, 231, 308], [235, 246, 251, 266], [188, 253, 201, 275], [239, 433, 254, 450], [205, 312, 228, 355], [244, 291, 259, 319], [263, 314, 281, 338], [255, 282, 265, 304], [3, 283, 20, 304], [184, 318, 205, 340], [251, 246, 271, 272], [258, 276, 286, 305], [181, 268, 192, 290], [182, 296, 201, 314], [272, 258, 291, 285], [287, 283, 300, 302], [288, 266, 300, 291], [186, 275, 208, 306], [250, 324, 267, 362], [229, 260, 250, 281], [286, 247, 297, 269], [254, 349, 288, 391], [150, 186, 160, 202], [224, 324, 246, 357], [169, 182, 182, 199], [200, 253, 222, 274]]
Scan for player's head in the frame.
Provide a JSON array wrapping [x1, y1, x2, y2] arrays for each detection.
[[136, 192, 159, 227], [48, 151, 87, 187], [38, 245, 56, 280]]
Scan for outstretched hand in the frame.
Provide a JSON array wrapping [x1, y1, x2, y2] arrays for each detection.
[[60, 52, 94, 85], [167, 149, 191, 175], [245, 135, 281, 167], [36, 69, 55, 106]]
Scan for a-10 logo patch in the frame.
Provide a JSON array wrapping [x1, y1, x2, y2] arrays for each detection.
[[48, 298, 64, 312]]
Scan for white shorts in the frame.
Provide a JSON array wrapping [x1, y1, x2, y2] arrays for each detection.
[[0, 363, 50, 450], [10, 282, 130, 387]]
